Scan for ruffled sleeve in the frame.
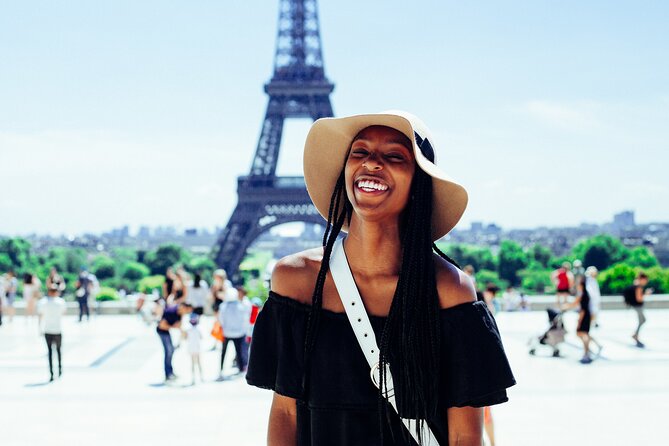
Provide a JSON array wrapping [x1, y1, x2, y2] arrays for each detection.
[[246, 291, 308, 399], [440, 301, 516, 408]]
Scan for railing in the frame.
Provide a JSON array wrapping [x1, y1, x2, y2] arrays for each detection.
[[238, 176, 306, 189]]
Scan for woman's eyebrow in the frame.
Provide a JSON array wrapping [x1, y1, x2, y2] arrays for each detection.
[[352, 136, 411, 150]]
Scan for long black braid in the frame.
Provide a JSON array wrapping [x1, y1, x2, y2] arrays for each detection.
[[303, 133, 459, 445], [303, 158, 350, 391]]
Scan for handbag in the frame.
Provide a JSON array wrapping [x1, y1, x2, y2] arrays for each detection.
[[210, 320, 225, 342], [329, 238, 438, 445]]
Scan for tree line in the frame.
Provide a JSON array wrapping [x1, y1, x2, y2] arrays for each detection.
[[438, 234, 667, 294], [1, 234, 667, 299], [0, 240, 217, 301]]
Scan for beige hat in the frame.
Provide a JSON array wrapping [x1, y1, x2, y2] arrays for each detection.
[[303, 110, 468, 241]]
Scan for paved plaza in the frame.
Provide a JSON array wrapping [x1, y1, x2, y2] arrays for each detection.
[[1, 307, 666, 446]]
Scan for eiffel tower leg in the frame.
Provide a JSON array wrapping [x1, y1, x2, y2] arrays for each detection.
[[250, 98, 285, 177], [214, 184, 326, 283], [213, 203, 254, 281]]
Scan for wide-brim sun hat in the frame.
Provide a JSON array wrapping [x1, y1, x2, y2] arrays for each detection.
[[303, 110, 468, 241]]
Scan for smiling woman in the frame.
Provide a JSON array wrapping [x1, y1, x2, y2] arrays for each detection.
[[345, 126, 415, 220], [246, 110, 515, 446]]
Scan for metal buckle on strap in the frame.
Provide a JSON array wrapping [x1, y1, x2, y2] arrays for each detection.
[[370, 361, 394, 397]]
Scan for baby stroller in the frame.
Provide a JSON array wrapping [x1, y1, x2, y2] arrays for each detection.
[[528, 308, 565, 357]]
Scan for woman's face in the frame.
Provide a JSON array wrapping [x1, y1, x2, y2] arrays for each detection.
[[345, 125, 415, 224]]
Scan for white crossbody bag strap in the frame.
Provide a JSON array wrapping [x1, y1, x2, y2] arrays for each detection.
[[329, 238, 439, 445]]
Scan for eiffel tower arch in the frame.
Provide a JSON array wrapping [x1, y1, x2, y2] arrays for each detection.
[[213, 0, 335, 281]]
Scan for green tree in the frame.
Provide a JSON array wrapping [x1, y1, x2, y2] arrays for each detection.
[[498, 241, 529, 286], [92, 255, 116, 280], [112, 247, 139, 264], [645, 267, 669, 294], [138, 275, 165, 294], [518, 264, 552, 293], [572, 235, 629, 270], [549, 255, 573, 270], [625, 247, 659, 268], [144, 244, 188, 275], [0, 237, 33, 270], [0, 253, 12, 271], [474, 269, 508, 291], [121, 261, 150, 281], [599, 263, 636, 294], [42, 247, 86, 292], [96, 286, 120, 302], [529, 244, 553, 268], [187, 256, 217, 279], [437, 243, 497, 272]]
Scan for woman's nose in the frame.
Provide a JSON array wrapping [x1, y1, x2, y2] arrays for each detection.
[[362, 155, 382, 171]]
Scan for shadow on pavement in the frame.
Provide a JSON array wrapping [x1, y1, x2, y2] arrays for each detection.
[[24, 381, 52, 387]]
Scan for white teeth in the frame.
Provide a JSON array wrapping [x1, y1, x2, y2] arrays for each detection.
[[356, 179, 388, 191]]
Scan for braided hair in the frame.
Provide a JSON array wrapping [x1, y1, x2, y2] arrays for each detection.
[[302, 131, 460, 444]]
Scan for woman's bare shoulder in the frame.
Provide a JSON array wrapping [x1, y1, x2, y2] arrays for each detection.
[[271, 247, 324, 305], [433, 254, 477, 309]]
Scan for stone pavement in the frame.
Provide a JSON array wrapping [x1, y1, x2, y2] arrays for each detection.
[[0, 308, 666, 446]]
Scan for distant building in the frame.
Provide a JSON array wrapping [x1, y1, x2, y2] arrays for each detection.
[[613, 210, 635, 232], [138, 226, 151, 238]]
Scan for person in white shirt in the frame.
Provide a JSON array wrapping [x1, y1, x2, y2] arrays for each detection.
[[186, 314, 204, 385], [217, 286, 252, 379], [186, 273, 209, 315], [38, 283, 67, 381]]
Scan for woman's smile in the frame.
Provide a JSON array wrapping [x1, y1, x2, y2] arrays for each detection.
[[355, 177, 390, 194]]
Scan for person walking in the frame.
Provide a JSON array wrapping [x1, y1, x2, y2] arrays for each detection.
[[22, 273, 40, 325], [38, 282, 67, 381], [246, 111, 515, 444], [186, 272, 209, 315], [156, 301, 192, 382], [572, 259, 585, 292], [551, 262, 573, 307], [210, 269, 235, 313], [173, 267, 189, 304], [162, 267, 176, 303], [185, 314, 204, 385], [3, 270, 18, 323], [46, 267, 66, 296], [624, 272, 651, 348], [585, 266, 602, 328], [217, 286, 251, 379], [563, 276, 602, 364], [75, 267, 93, 322]]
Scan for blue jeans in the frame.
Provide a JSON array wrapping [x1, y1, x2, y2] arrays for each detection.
[[157, 329, 174, 379]]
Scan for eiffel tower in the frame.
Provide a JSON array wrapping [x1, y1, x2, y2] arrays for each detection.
[[213, 0, 335, 281]]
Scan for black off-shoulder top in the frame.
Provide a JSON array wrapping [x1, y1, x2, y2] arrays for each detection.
[[247, 291, 516, 446]]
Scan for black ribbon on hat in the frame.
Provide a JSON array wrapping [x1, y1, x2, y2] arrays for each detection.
[[414, 131, 435, 163]]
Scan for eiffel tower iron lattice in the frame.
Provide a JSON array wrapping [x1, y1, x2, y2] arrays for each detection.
[[213, 0, 335, 281]]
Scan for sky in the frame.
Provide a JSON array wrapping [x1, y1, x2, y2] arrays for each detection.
[[1, 0, 668, 236]]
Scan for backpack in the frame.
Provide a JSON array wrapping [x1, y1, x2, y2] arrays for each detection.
[[623, 286, 637, 306]]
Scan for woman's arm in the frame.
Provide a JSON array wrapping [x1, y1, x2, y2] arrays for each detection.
[[562, 295, 581, 311], [447, 406, 483, 446], [268, 392, 297, 446]]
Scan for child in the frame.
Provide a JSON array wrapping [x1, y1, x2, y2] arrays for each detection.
[[186, 314, 204, 385]]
